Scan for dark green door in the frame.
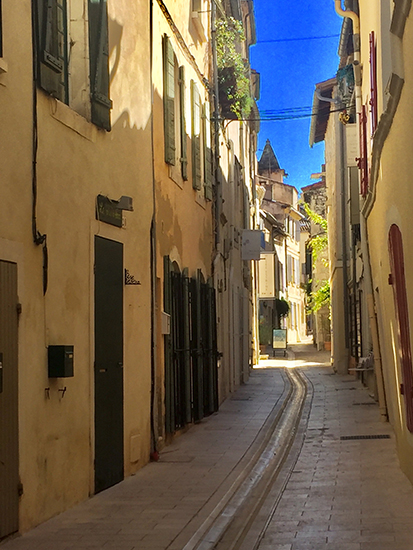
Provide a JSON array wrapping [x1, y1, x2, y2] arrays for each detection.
[[94, 237, 124, 493], [0, 261, 19, 539]]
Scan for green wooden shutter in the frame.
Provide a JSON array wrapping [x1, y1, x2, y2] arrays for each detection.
[[163, 256, 173, 434], [179, 66, 188, 180], [191, 80, 202, 190], [88, 0, 112, 131], [203, 102, 213, 200], [37, 0, 67, 101], [163, 35, 176, 165], [183, 268, 192, 424]]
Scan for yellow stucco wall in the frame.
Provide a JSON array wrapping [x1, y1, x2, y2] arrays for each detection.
[[0, 0, 153, 532], [364, 8, 413, 484]]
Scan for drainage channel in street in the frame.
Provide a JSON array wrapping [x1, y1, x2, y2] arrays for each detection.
[[182, 368, 310, 550]]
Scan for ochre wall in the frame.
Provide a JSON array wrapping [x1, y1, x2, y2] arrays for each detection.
[[0, 0, 153, 532]]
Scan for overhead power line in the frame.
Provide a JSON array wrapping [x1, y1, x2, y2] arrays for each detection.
[[239, 106, 350, 122], [256, 34, 340, 44]]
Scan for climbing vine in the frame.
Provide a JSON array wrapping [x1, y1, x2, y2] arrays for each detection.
[[304, 203, 330, 313], [216, 17, 253, 119]]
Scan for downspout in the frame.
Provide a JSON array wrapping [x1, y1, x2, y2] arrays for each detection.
[[211, 0, 222, 248], [334, 0, 388, 420], [316, 88, 350, 368], [149, 0, 160, 458]]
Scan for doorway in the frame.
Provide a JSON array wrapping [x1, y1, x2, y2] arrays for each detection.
[[94, 237, 124, 493], [0, 261, 19, 539]]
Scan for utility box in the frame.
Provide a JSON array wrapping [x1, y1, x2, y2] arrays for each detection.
[[48, 345, 74, 378], [161, 312, 171, 335]]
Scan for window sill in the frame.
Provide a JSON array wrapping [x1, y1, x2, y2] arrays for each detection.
[[49, 97, 97, 142], [0, 58, 8, 75], [191, 12, 206, 42], [195, 190, 206, 209], [168, 165, 184, 189]]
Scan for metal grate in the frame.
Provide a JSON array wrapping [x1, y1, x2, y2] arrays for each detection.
[[353, 402, 377, 406], [340, 434, 391, 440]]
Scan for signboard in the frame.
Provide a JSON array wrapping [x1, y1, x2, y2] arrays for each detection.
[[346, 124, 358, 167], [273, 329, 287, 349], [258, 252, 276, 298], [96, 195, 123, 227], [242, 230, 262, 260]]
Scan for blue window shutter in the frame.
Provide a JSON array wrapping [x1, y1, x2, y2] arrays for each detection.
[[191, 80, 201, 190], [88, 0, 112, 131], [163, 35, 176, 165]]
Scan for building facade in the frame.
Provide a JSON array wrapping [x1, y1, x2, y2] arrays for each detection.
[[311, 0, 413, 484], [257, 140, 306, 347], [0, 0, 153, 536]]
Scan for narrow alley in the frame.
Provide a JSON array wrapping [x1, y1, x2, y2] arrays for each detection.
[[1, 342, 412, 550]]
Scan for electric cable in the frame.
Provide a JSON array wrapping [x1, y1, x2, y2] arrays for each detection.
[[256, 34, 341, 44]]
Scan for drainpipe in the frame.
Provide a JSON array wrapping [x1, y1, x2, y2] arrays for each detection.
[[334, 0, 388, 420], [317, 88, 350, 370], [211, 0, 222, 248]]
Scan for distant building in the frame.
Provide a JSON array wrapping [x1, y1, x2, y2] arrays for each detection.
[[257, 140, 306, 347], [302, 176, 330, 350]]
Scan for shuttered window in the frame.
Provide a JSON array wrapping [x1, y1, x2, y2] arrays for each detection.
[[179, 66, 188, 179], [203, 101, 213, 200], [388, 225, 413, 433], [369, 31, 378, 135], [88, 0, 112, 131], [357, 104, 369, 197], [35, 0, 68, 103], [163, 35, 176, 165], [191, 80, 202, 190], [287, 255, 292, 284]]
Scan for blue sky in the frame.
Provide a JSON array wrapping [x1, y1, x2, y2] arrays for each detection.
[[250, 0, 343, 191]]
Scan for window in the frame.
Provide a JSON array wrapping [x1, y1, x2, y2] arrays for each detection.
[[35, 0, 69, 103], [162, 36, 212, 198], [203, 102, 213, 200], [34, 0, 112, 130], [369, 31, 378, 135], [357, 104, 369, 197], [388, 224, 413, 433], [163, 35, 176, 165], [163, 36, 190, 182], [287, 254, 292, 284], [179, 66, 188, 180], [88, 0, 112, 131], [191, 79, 201, 190]]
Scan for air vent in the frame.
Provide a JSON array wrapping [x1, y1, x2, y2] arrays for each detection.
[[340, 434, 390, 440]]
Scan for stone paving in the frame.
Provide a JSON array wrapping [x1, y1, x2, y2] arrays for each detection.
[[2, 343, 413, 550], [257, 345, 413, 550]]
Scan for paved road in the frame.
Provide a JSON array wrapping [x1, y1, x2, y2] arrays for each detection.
[[2, 343, 413, 550]]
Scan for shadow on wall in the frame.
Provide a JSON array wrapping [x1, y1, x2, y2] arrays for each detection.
[[109, 17, 123, 83], [152, 89, 213, 266]]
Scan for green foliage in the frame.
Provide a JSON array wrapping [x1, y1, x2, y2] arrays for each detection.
[[303, 203, 330, 313], [309, 280, 330, 313], [303, 203, 327, 230], [216, 17, 253, 119], [275, 298, 290, 318], [303, 203, 328, 263]]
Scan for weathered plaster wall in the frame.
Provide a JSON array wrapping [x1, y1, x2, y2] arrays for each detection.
[[0, 0, 153, 532]]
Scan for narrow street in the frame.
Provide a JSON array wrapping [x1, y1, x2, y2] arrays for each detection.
[[2, 342, 413, 550]]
